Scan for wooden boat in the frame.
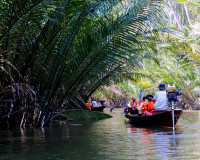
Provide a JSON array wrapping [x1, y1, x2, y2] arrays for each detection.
[[91, 105, 105, 112], [124, 109, 183, 127]]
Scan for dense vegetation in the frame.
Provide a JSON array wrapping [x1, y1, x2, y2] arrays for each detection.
[[94, 0, 200, 110], [0, 0, 199, 128]]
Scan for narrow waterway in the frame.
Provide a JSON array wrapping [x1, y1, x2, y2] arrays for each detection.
[[0, 109, 200, 160]]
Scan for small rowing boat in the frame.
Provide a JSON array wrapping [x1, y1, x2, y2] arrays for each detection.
[[85, 105, 105, 112], [124, 109, 183, 127], [91, 105, 105, 112]]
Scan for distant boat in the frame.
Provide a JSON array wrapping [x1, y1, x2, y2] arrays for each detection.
[[124, 109, 183, 127], [90, 105, 105, 112]]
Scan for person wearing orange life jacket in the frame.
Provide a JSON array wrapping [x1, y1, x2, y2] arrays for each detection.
[[146, 95, 155, 114], [147, 98, 155, 114], [140, 97, 149, 116], [130, 96, 138, 108], [85, 101, 91, 110], [128, 96, 138, 114]]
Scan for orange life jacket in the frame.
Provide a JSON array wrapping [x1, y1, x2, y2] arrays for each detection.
[[141, 101, 153, 116], [86, 102, 91, 109], [147, 101, 154, 114], [130, 101, 138, 108], [140, 101, 148, 116], [140, 101, 152, 116]]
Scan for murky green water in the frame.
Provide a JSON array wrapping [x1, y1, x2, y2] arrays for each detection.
[[0, 109, 200, 160]]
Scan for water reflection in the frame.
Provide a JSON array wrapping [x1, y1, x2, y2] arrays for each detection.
[[0, 110, 200, 160], [126, 124, 153, 135], [126, 123, 182, 160]]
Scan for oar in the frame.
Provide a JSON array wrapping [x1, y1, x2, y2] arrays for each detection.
[[172, 101, 175, 131]]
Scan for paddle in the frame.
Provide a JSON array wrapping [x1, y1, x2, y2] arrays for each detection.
[[172, 101, 175, 131]]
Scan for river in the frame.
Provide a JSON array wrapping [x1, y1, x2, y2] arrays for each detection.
[[0, 109, 200, 160]]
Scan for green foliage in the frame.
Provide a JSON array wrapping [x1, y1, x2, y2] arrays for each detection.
[[0, 0, 164, 127], [93, 0, 200, 109]]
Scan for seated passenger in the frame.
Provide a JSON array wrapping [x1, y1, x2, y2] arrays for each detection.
[[139, 97, 149, 116], [153, 83, 169, 111], [91, 98, 98, 108], [85, 101, 91, 110], [147, 96, 155, 114], [127, 96, 138, 114], [100, 98, 105, 106]]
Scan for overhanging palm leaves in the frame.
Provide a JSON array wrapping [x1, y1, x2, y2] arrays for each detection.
[[0, 0, 164, 127], [94, 0, 200, 110]]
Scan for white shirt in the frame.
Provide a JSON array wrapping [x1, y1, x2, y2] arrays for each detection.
[[92, 101, 98, 107], [154, 91, 168, 110]]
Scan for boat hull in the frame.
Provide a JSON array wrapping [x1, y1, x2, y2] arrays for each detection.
[[124, 109, 183, 127], [90, 106, 105, 112]]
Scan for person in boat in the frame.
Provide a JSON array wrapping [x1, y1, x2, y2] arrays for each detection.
[[130, 96, 138, 107], [125, 96, 138, 114], [85, 101, 91, 110], [100, 98, 105, 106], [146, 95, 155, 114], [139, 97, 147, 115], [153, 83, 169, 111], [129, 96, 138, 114], [140, 96, 152, 116], [91, 98, 98, 108]]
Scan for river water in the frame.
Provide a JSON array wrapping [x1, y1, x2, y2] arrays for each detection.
[[0, 109, 200, 160]]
